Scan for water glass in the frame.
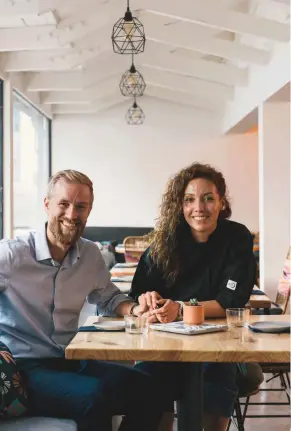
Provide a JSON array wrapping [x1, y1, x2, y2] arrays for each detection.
[[226, 308, 250, 329], [124, 315, 148, 334]]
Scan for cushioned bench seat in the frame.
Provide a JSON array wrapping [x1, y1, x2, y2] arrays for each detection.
[[1, 415, 122, 430], [1, 417, 77, 430]]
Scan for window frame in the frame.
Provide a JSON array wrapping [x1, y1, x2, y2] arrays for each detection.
[[12, 91, 51, 235], [48, 118, 52, 178]]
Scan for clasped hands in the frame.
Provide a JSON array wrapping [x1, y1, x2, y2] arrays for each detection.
[[135, 292, 179, 323]]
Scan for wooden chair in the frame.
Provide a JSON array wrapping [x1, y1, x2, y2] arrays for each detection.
[[253, 246, 290, 315], [230, 247, 291, 429], [123, 236, 149, 263]]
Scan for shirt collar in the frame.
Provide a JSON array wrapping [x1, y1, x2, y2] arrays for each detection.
[[34, 224, 52, 262], [34, 223, 82, 266]]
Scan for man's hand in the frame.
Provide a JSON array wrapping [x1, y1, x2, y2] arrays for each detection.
[[138, 291, 163, 311], [114, 300, 148, 316], [132, 302, 148, 315], [150, 299, 180, 323]]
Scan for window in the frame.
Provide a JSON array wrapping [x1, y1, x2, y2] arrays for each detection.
[[13, 92, 50, 236], [0, 80, 3, 239]]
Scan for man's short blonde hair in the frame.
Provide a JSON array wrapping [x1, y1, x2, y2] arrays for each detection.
[[47, 170, 94, 204]]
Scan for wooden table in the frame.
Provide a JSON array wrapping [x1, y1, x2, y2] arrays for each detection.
[[66, 315, 289, 363], [249, 287, 272, 310], [115, 244, 147, 254], [110, 266, 136, 277], [66, 315, 289, 431]]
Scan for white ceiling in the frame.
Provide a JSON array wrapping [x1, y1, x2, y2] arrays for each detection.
[[0, 0, 289, 117]]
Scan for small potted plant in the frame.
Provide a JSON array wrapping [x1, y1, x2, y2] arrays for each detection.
[[183, 298, 204, 325]]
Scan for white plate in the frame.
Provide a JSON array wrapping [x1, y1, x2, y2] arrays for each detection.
[[93, 320, 125, 331], [248, 321, 290, 333]]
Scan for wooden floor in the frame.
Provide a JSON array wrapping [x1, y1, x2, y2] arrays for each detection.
[[173, 373, 290, 430]]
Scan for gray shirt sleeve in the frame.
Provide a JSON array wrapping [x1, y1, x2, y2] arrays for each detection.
[[87, 248, 131, 316], [0, 240, 13, 292]]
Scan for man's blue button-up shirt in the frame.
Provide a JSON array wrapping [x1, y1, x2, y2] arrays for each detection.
[[0, 225, 129, 359]]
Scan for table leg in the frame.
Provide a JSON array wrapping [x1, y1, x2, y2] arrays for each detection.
[[176, 362, 203, 431]]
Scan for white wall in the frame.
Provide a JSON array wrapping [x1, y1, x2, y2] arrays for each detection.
[[52, 98, 259, 232], [259, 101, 290, 298]]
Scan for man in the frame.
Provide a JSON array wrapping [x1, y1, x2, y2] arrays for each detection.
[[0, 170, 164, 431]]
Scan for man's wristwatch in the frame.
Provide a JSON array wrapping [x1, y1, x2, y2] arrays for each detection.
[[175, 301, 184, 321]]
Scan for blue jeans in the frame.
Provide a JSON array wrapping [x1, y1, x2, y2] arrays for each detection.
[[135, 362, 238, 418], [18, 358, 166, 431]]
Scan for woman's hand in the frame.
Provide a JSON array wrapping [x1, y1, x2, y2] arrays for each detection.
[[151, 299, 180, 323], [140, 311, 159, 324], [138, 291, 163, 311]]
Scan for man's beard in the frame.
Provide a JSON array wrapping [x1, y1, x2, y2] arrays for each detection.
[[48, 217, 84, 246]]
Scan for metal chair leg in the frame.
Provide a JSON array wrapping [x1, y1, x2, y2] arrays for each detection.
[[234, 399, 245, 431], [226, 418, 232, 431], [266, 372, 280, 384], [285, 372, 290, 387], [280, 371, 290, 403], [242, 395, 250, 422]]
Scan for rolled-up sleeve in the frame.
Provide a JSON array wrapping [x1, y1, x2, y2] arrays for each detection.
[[0, 241, 13, 293], [87, 251, 131, 316], [215, 227, 257, 310]]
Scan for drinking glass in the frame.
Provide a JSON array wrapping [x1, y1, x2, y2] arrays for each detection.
[[226, 308, 250, 329], [124, 315, 148, 334]]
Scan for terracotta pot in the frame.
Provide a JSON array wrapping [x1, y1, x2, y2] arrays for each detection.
[[183, 304, 204, 325]]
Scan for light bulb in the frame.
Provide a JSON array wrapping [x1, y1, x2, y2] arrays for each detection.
[[132, 108, 140, 120], [123, 21, 134, 40], [127, 74, 136, 88]]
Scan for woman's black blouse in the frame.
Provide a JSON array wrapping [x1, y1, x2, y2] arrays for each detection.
[[128, 219, 257, 309]]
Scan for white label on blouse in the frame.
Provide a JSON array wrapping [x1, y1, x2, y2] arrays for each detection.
[[226, 280, 237, 290]]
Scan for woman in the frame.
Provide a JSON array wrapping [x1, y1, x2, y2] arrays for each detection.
[[128, 162, 261, 431]]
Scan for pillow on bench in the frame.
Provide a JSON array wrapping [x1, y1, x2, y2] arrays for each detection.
[[0, 342, 28, 420]]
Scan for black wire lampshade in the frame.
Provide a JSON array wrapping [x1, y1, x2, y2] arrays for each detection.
[[126, 98, 145, 125], [120, 63, 146, 97], [111, 2, 146, 55]]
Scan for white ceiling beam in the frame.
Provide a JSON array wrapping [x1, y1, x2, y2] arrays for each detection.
[[142, 67, 234, 101], [41, 92, 91, 105], [41, 79, 119, 104], [52, 104, 97, 114], [0, 0, 57, 16], [141, 15, 270, 64], [0, 47, 114, 72], [139, 0, 290, 42], [0, 50, 71, 72], [53, 0, 123, 46], [26, 58, 127, 91], [51, 94, 125, 115], [26, 71, 84, 91], [145, 84, 224, 111], [54, 30, 112, 66], [0, 26, 63, 52], [140, 42, 248, 86], [83, 54, 130, 86]]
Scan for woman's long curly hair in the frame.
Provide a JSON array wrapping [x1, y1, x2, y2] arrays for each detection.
[[149, 162, 232, 284]]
